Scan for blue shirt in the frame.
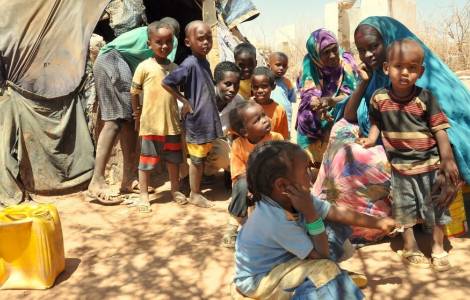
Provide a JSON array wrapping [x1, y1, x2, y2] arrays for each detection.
[[271, 77, 296, 133], [234, 194, 331, 295], [163, 55, 223, 144]]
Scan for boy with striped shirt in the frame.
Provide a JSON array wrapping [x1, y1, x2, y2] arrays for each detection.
[[358, 39, 460, 271]]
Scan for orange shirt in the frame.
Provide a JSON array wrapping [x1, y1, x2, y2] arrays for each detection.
[[230, 132, 284, 181], [260, 100, 289, 139]]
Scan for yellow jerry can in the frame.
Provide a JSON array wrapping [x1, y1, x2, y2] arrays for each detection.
[[0, 204, 65, 289], [444, 189, 468, 237]]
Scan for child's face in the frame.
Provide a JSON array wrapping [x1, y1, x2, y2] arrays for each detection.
[[251, 74, 273, 105], [235, 52, 257, 80], [185, 23, 212, 58], [384, 45, 424, 94], [289, 152, 313, 190], [268, 55, 288, 78], [148, 27, 174, 59], [216, 71, 240, 102], [241, 103, 271, 143], [319, 43, 340, 68]]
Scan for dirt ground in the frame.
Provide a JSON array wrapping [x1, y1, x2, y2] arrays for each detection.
[[3, 78, 470, 300], [2, 172, 470, 300]]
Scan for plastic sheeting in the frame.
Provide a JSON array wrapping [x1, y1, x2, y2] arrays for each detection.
[[106, 0, 146, 36], [0, 0, 110, 205]]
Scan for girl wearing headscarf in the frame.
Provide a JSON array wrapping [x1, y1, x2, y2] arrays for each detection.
[[296, 29, 359, 166]]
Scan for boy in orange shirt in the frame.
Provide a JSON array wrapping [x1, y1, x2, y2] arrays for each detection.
[[251, 67, 289, 139]]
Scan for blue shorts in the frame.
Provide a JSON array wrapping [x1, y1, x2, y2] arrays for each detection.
[[391, 169, 451, 227]]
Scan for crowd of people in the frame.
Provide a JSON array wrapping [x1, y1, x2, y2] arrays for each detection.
[[86, 15, 470, 299]]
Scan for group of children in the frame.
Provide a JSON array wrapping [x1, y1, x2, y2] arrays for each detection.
[[103, 18, 460, 299], [129, 19, 296, 213]]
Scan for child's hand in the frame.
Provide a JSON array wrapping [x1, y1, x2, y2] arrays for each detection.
[[432, 172, 461, 209], [439, 158, 460, 187], [284, 183, 318, 219], [180, 101, 193, 119], [132, 108, 141, 132], [356, 137, 374, 148], [377, 217, 396, 234]]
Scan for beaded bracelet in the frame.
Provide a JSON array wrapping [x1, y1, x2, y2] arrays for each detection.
[[305, 218, 325, 236]]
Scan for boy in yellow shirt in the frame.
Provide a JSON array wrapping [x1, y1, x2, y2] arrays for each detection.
[[130, 21, 189, 212]]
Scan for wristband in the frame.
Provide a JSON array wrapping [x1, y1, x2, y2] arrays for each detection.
[[305, 218, 325, 236]]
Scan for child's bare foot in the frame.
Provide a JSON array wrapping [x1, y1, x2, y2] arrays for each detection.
[[172, 191, 188, 205], [188, 192, 214, 208]]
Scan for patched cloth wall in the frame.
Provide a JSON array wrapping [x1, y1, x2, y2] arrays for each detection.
[[0, 0, 110, 205]]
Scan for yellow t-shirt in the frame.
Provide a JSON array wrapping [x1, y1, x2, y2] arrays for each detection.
[[230, 132, 284, 181], [239, 79, 252, 100], [131, 58, 180, 136]]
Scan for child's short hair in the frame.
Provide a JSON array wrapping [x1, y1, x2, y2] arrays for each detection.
[[160, 17, 180, 37], [386, 38, 424, 64], [184, 20, 207, 38], [253, 66, 276, 88], [214, 61, 241, 83], [270, 51, 288, 62], [147, 21, 173, 38], [228, 100, 257, 135], [234, 42, 256, 59], [247, 141, 304, 201]]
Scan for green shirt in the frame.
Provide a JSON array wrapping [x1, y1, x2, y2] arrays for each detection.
[[100, 26, 178, 73]]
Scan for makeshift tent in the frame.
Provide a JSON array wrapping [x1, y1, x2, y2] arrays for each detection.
[[0, 0, 260, 206]]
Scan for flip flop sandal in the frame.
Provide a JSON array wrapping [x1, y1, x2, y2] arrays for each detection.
[[221, 224, 238, 248], [86, 189, 125, 205], [347, 271, 368, 289], [133, 199, 152, 213], [172, 191, 188, 205], [431, 251, 451, 272], [397, 250, 430, 268], [188, 193, 214, 208], [122, 194, 140, 206]]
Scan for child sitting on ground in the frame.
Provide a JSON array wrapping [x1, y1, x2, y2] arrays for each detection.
[[251, 66, 289, 139], [358, 39, 461, 271], [234, 43, 257, 100], [222, 101, 284, 248], [268, 52, 297, 135], [233, 140, 396, 299], [203, 61, 245, 188], [163, 20, 223, 208], [130, 21, 187, 212]]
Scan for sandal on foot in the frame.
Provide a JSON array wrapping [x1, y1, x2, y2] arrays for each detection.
[[133, 199, 152, 213], [431, 251, 451, 272], [221, 224, 238, 248], [188, 193, 214, 208], [397, 250, 430, 268], [86, 189, 125, 205], [172, 191, 188, 205]]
